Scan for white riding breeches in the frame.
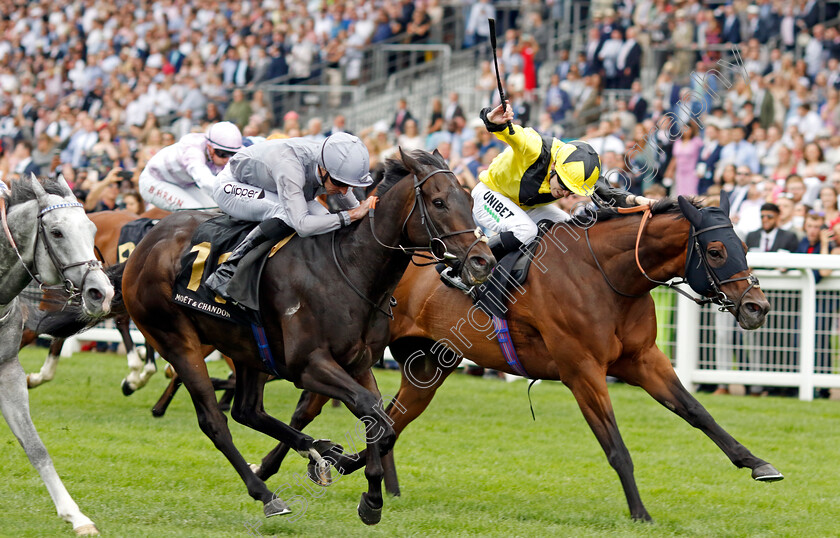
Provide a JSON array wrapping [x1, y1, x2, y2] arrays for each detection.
[[212, 167, 331, 223], [471, 182, 570, 244], [139, 172, 218, 211]]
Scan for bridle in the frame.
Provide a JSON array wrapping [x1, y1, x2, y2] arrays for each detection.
[[368, 168, 488, 265], [1, 196, 104, 313], [332, 167, 488, 318], [586, 205, 760, 316]]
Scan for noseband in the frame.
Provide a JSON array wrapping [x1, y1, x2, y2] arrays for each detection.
[[1, 197, 103, 310], [587, 206, 760, 315]]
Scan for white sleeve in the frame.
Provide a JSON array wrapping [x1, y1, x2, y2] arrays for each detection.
[[182, 147, 219, 192]]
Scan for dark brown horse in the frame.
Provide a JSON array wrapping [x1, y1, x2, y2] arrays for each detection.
[[21, 207, 167, 392], [120, 149, 494, 522], [252, 196, 782, 522]]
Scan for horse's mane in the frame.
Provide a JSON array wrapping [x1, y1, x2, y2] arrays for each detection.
[[376, 150, 449, 197], [6, 177, 68, 208], [568, 197, 701, 228]]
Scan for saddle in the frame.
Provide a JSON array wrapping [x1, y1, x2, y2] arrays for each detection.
[[171, 215, 294, 326], [471, 221, 553, 319]]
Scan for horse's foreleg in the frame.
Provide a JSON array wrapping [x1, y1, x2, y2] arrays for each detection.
[[325, 339, 460, 496], [255, 390, 330, 481], [296, 353, 393, 525], [354, 369, 386, 525], [566, 368, 651, 522], [26, 338, 64, 388], [0, 356, 98, 535], [613, 346, 783, 481], [120, 316, 156, 396]]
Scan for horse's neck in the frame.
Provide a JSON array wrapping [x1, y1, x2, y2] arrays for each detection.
[[0, 201, 38, 305], [596, 214, 691, 297], [338, 180, 414, 304], [629, 215, 691, 293]]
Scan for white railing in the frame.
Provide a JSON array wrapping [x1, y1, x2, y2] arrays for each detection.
[[674, 252, 840, 401]]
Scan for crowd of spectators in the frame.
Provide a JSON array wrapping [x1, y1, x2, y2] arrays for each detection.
[[0, 0, 461, 209]]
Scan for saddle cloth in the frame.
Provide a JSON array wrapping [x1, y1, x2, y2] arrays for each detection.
[[171, 215, 295, 326], [117, 218, 159, 262]]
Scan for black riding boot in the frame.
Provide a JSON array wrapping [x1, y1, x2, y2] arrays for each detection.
[[205, 218, 288, 300], [487, 231, 523, 261]]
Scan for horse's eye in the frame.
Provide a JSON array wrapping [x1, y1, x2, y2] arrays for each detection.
[[433, 199, 445, 209], [51, 230, 64, 239], [709, 250, 721, 258]]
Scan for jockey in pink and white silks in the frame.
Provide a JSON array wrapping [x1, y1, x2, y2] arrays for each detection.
[[139, 121, 243, 210]]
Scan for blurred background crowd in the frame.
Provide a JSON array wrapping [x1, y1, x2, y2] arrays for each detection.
[[0, 0, 838, 249]]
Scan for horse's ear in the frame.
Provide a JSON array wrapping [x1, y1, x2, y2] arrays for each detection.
[[678, 195, 703, 229], [29, 173, 49, 205], [55, 174, 75, 200], [432, 148, 444, 161], [399, 146, 420, 173], [719, 191, 731, 216]]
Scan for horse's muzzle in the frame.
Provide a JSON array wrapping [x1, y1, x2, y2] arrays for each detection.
[[738, 297, 770, 330], [81, 270, 115, 318], [462, 254, 495, 286]]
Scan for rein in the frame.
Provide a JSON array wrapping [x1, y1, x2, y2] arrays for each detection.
[[333, 167, 488, 317], [586, 205, 757, 312], [1, 196, 103, 309], [331, 232, 396, 319]]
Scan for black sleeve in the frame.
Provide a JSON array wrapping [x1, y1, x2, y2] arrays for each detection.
[[590, 177, 632, 209], [479, 107, 507, 133]]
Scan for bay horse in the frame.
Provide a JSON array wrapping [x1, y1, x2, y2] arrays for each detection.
[[120, 149, 494, 522], [0, 174, 113, 535], [21, 207, 167, 394], [252, 195, 782, 522]]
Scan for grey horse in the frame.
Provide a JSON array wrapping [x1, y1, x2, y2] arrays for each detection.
[[0, 174, 113, 535]]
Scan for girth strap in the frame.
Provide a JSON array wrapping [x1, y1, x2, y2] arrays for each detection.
[[492, 316, 529, 378], [251, 323, 281, 377]]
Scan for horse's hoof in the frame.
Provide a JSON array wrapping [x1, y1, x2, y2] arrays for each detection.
[[307, 459, 333, 486], [121, 379, 135, 396], [752, 463, 784, 482], [264, 498, 291, 517], [151, 406, 165, 418], [357, 493, 382, 525], [73, 523, 100, 536], [249, 463, 261, 474], [385, 484, 401, 497], [631, 512, 653, 522]]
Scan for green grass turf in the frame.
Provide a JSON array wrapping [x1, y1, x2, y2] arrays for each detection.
[[1, 347, 839, 537]]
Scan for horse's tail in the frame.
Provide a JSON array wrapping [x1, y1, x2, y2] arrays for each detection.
[[25, 262, 128, 338]]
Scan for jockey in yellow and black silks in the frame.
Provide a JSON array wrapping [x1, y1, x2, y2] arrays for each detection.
[[473, 101, 651, 260]]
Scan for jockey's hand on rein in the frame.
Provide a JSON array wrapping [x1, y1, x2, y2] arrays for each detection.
[[348, 197, 373, 222]]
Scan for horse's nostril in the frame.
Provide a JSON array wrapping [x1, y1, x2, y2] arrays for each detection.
[[744, 302, 766, 315], [87, 288, 103, 302], [471, 256, 488, 268]]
